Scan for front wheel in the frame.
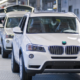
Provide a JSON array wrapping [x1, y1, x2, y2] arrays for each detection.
[[19, 54, 32, 80], [11, 50, 19, 72], [1, 42, 8, 58]]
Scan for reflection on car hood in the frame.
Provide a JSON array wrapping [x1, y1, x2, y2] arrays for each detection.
[[27, 33, 80, 46]]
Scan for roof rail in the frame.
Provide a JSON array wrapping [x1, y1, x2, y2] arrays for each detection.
[[66, 12, 76, 16], [34, 10, 55, 13]]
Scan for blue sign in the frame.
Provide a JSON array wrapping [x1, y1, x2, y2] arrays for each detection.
[[54, 1, 56, 4]]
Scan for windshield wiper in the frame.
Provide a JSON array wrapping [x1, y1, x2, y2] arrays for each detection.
[[62, 32, 78, 34]]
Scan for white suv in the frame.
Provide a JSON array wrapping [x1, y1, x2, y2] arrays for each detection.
[[12, 12, 80, 80], [1, 11, 27, 58]]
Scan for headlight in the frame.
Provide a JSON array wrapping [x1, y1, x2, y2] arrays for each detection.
[[6, 35, 14, 38], [26, 44, 46, 52]]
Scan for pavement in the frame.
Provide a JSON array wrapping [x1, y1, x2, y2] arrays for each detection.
[[0, 54, 80, 80]]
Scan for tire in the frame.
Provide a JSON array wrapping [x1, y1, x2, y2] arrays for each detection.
[[0, 47, 1, 54], [19, 54, 32, 80], [11, 50, 19, 72], [1, 42, 8, 58]]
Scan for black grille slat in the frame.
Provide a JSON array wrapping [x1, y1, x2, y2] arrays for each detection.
[[49, 46, 63, 55], [49, 46, 80, 55], [66, 46, 80, 55]]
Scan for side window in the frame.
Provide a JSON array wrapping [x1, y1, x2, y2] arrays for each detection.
[[19, 17, 24, 28], [3, 17, 6, 27], [19, 16, 27, 31]]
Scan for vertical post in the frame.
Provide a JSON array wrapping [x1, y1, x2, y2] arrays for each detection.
[[40, 0, 42, 10], [16, 0, 18, 5], [56, 0, 58, 12], [27, 0, 29, 5]]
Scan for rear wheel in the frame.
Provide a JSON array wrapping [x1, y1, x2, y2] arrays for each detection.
[[11, 50, 19, 72], [0, 47, 1, 54], [1, 42, 8, 58], [19, 54, 32, 80]]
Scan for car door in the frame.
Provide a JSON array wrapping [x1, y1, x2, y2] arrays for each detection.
[[14, 16, 27, 63]]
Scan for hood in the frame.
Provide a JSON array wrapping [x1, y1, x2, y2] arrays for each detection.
[[27, 33, 80, 46], [5, 28, 14, 35]]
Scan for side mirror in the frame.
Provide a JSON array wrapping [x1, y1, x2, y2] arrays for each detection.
[[0, 24, 3, 28], [13, 27, 23, 34]]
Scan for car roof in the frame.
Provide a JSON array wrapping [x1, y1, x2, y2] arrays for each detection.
[[4, 4, 34, 10], [6, 11, 27, 17], [29, 12, 77, 18], [4, 4, 34, 13]]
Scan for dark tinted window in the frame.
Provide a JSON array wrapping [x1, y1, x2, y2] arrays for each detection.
[[0, 17, 5, 24], [27, 17, 77, 34], [0, 9, 4, 13], [6, 17, 22, 28], [3, 17, 6, 26], [20, 16, 27, 31]]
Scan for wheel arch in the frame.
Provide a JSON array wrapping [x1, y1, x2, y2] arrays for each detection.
[[19, 48, 26, 67], [19, 48, 23, 58]]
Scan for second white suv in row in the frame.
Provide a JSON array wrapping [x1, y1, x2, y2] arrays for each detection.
[[12, 12, 80, 80], [1, 11, 27, 58]]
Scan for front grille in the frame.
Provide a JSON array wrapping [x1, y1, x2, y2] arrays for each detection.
[[51, 57, 77, 59], [49, 46, 63, 55], [65, 46, 80, 55]]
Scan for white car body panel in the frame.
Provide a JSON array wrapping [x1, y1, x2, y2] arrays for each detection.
[[13, 12, 80, 73], [1, 11, 27, 52], [26, 34, 80, 46]]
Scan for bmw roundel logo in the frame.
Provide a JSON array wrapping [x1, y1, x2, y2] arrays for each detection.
[[62, 41, 66, 45]]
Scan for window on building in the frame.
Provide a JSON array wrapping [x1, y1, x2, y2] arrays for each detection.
[[74, 9, 79, 16], [47, 2, 53, 8], [58, 0, 61, 12], [69, 6, 72, 12]]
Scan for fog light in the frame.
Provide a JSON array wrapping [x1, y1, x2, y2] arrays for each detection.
[[6, 40, 9, 43], [29, 54, 34, 59]]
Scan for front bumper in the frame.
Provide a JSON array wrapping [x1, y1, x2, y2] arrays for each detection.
[[4, 38, 13, 51], [23, 50, 80, 74], [25, 61, 80, 74]]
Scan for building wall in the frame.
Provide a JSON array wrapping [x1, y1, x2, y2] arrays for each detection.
[[61, 0, 68, 12], [61, 0, 80, 19], [68, 0, 80, 19], [25, 0, 61, 11]]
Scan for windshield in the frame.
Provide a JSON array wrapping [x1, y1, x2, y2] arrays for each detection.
[[0, 17, 5, 24], [6, 6, 33, 12], [6, 17, 22, 28], [0, 9, 4, 13], [27, 17, 78, 34]]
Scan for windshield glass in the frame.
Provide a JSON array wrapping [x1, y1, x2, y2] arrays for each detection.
[[0, 17, 5, 24], [0, 9, 4, 13], [6, 17, 22, 28], [27, 17, 78, 34], [6, 6, 33, 12]]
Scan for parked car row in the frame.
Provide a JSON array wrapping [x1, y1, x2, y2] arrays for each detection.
[[0, 4, 80, 80], [1, 11, 27, 58], [0, 4, 34, 58]]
